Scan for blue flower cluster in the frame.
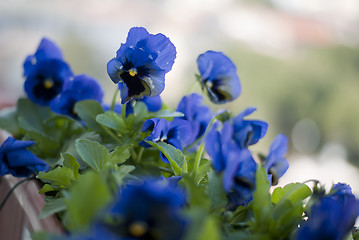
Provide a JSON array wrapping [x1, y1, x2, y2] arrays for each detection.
[[23, 38, 104, 117], [2, 26, 358, 240], [205, 107, 288, 208], [297, 183, 359, 240]]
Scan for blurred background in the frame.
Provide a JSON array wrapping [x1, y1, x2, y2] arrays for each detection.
[[1, 0, 359, 193]]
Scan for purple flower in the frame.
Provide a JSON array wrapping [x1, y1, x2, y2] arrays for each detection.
[[50, 74, 104, 118], [263, 134, 289, 185], [24, 38, 73, 106], [0, 137, 49, 177], [107, 27, 176, 104], [197, 51, 241, 104]]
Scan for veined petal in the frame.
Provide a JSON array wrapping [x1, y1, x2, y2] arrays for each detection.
[[147, 33, 176, 73]]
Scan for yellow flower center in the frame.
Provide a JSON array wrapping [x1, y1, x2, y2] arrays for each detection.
[[129, 68, 137, 77], [43, 79, 54, 89], [129, 221, 148, 237]]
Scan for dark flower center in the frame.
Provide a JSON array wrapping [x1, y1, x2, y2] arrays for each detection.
[[268, 168, 278, 185], [33, 75, 62, 101], [234, 176, 254, 190], [120, 70, 150, 100], [204, 80, 226, 102]]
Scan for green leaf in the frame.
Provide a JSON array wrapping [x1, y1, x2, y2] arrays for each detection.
[[112, 165, 136, 186], [39, 184, 56, 194], [39, 197, 66, 219], [182, 175, 210, 207], [0, 107, 19, 133], [109, 145, 131, 164], [96, 111, 128, 133], [251, 167, 272, 230], [64, 171, 112, 231], [272, 183, 312, 205], [195, 158, 211, 184], [133, 101, 148, 118], [17, 98, 52, 135], [75, 139, 109, 170], [31, 231, 56, 240], [23, 131, 61, 166], [74, 100, 104, 132], [197, 216, 221, 240], [183, 207, 219, 240], [206, 169, 227, 210], [149, 110, 184, 118], [37, 167, 75, 189], [60, 131, 101, 169], [62, 153, 80, 179], [145, 141, 186, 175]]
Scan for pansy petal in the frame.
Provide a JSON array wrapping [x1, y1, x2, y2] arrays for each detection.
[[35, 38, 64, 62], [107, 58, 123, 83], [141, 96, 162, 112], [167, 119, 192, 148], [205, 129, 225, 172], [147, 33, 176, 73], [268, 134, 288, 157], [116, 27, 150, 58]]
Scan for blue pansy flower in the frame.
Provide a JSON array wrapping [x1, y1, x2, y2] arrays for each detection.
[[141, 118, 192, 163], [331, 182, 353, 197], [107, 27, 176, 104], [263, 134, 289, 185], [197, 51, 241, 104], [117, 82, 162, 116], [296, 193, 359, 240], [176, 93, 212, 145], [104, 179, 186, 240], [50, 74, 104, 118], [24, 38, 73, 106], [232, 107, 268, 149], [58, 179, 187, 240], [0, 137, 49, 177], [205, 122, 257, 208]]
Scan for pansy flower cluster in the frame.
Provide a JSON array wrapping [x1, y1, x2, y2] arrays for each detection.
[[0, 27, 358, 240]]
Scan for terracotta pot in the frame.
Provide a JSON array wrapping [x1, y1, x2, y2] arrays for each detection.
[[0, 102, 64, 239], [0, 175, 64, 239]]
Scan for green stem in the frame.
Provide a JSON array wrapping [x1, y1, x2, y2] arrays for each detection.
[[122, 102, 127, 119], [191, 142, 205, 177], [110, 88, 120, 111], [102, 126, 122, 144], [136, 147, 145, 164], [0, 176, 34, 212], [184, 116, 217, 152], [188, 114, 219, 178], [130, 147, 138, 161], [157, 166, 174, 174]]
